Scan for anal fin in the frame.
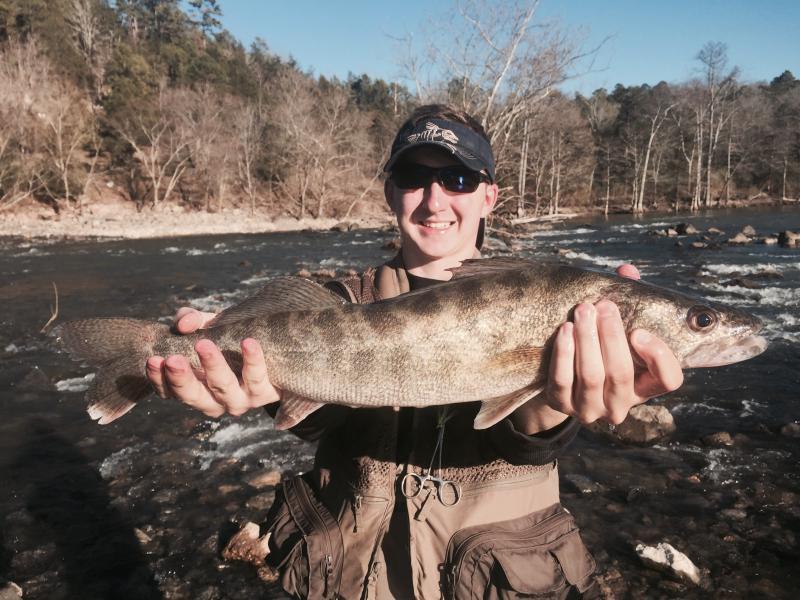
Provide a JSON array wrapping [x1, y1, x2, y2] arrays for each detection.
[[273, 392, 325, 430], [474, 383, 546, 430]]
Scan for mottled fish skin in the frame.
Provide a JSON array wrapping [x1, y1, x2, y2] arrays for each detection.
[[53, 261, 767, 427]]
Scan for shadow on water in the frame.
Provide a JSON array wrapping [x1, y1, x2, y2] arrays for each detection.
[[10, 418, 162, 599]]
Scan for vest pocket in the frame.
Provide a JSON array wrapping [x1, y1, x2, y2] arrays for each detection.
[[442, 503, 595, 599], [261, 474, 344, 600]]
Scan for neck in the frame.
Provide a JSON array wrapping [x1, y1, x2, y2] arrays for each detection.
[[401, 247, 480, 281]]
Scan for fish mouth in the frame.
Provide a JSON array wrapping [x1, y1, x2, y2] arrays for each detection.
[[681, 334, 768, 368]]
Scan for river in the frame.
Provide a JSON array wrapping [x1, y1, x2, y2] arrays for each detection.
[[1, 207, 798, 598]]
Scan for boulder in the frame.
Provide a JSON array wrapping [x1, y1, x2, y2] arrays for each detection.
[[666, 228, 678, 237], [727, 232, 751, 244], [690, 241, 707, 249], [780, 422, 800, 438], [589, 405, 676, 444], [759, 236, 778, 245], [778, 230, 799, 247], [721, 277, 762, 289], [676, 223, 698, 235], [244, 469, 282, 489], [0, 582, 22, 600], [707, 227, 724, 235], [741, 225, 757, 236], [635, 542, 701, 585], [701, 431, 734, 446], [222, 522, 271, 564]]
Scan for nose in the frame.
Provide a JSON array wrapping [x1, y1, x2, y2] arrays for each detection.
[[422, 180, 448, 212]]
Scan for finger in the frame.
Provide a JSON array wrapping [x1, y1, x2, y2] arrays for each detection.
[[595, 300, 636, 424], [630, 329, 684, 399], [616, 263, 640, 280], [240, 338, 281, 409], [146, 356, 168, 399], [163, 354, 225, 417], [195, 339, 251, 415], [176, 309, 205, 334], [546, 322, 576, 415], [573, 303, 607, 423]]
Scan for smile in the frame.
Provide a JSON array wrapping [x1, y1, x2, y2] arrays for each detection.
[[421, 221, 454, 230]]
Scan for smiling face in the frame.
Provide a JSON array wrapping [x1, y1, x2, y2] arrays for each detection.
[[385, 146, 498, 278]]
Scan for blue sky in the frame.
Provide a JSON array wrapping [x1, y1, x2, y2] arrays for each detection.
[[217, 0, 799, 94]]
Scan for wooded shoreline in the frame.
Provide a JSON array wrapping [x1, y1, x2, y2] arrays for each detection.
[[1, 194, 792, 242]]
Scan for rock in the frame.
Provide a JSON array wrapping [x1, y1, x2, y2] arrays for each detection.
[[222, 522, 271, 565], [720, 508, 748, 521], [702, 431, 734, 446], [244, 469, 282, 489], [311, 269, 336, 279], [690, 241, 707, 249], [676, 223, 698, 235], [727, 232, 751, 244], [707, 227, 724, 235], [382, 237, 401, 250], [295, 268, 311, 278], [778, 230, 799, 247], [330, 221, 355, 232], [245, 490, 275, 511], [556, 247, 573, 256], [134, 527, 152, 544], [0, 582, 23, 599], [741, 225, 756, 236], [666, 228, 678, 237], [652, 228, 667, 236], [609, 405, 676, 444], [759, 236, 778, 245], [722, 277, 762, 289], [780, 422, 800, 438], [562, 473, 603, 495], [635, 542, 701, 585]]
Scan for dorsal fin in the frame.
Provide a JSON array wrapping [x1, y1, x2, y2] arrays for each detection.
[[205, 277, 346, 328], [447, 257, 538, 280]]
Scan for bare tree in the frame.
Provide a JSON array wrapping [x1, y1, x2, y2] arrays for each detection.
[[114, 84, 191, 208]]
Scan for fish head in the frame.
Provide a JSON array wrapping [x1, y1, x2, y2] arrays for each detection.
[[616, 284, 768, 369]]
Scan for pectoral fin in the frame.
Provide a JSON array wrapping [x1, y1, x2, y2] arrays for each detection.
[[474, 383, 546, 430], [273, 393, 325, 430]]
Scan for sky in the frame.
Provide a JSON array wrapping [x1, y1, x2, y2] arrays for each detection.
[[216, 0, 799, 94]]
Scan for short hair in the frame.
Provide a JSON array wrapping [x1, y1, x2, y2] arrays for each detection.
[[403, 104, 490, 145]]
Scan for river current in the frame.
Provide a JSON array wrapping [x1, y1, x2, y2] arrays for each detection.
[[1, 207, 798, 598]]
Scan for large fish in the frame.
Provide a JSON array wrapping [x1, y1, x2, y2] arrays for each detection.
[[52, 258, 768, 430]]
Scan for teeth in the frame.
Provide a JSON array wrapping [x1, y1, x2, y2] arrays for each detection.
[[424, 222, 451, 229]]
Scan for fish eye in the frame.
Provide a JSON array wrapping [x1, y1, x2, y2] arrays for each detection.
[[687, 306, 717, 332]]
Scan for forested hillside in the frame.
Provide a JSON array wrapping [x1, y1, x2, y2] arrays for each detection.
[[0, 0, 797, 219]]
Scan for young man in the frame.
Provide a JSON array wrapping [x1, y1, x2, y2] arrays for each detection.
[[147, 105, 683, 599]]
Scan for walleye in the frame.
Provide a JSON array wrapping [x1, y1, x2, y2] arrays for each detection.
[[52, 258, 767, 430]]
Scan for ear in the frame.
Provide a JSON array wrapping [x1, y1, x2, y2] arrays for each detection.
[[481, 182, 498, 217]]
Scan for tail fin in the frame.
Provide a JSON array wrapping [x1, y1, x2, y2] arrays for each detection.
[[52, 318, 170, 424]]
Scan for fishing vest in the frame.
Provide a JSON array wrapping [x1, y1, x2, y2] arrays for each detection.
[[259, 257, 598, 600]]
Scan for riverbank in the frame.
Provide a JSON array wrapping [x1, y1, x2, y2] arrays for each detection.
[[0, 201, 397, 241]]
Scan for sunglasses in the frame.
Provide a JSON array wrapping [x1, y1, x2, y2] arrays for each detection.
[[391, 164, 491, 194]]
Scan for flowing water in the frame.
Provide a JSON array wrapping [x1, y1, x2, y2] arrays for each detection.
[[1, 208, 798, 598]]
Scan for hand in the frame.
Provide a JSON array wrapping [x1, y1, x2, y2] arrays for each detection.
[[545, 263, 683, 425], [513, 264, 684, 433], [145, 308, 281, 418]]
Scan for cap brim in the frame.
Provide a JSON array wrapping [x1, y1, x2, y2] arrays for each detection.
[[383, 142, 489, 177]]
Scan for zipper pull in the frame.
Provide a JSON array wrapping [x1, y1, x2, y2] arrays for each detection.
[[323, 553, 333, 597], [352, 494, 363, 532]]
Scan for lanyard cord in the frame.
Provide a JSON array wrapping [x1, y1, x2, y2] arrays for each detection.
[[426, 406, 450, 477]]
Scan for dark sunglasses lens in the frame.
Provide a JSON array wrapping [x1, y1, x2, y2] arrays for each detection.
[[440, 168, 481, 193], [392, 165, 432, 189]]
